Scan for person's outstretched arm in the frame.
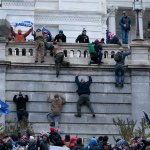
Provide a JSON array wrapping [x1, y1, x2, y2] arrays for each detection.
[[89, 76, 92, 84], [59, 95, 65, 104], [24, 27, 33, 37], [10, 27, 16, 37], [75, 76, 80, 85], [13, 95, 17, 103], [25, 95, 29, 102]]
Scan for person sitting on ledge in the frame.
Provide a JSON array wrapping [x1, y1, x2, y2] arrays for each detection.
[[109, 33, 122, 47], [9, 26, 33, 42]]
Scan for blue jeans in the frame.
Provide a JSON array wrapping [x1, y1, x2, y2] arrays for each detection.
[[122, 30, 129, 44], [47, 112, 60, 129]]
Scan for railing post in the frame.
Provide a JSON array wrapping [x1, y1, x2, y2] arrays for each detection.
[[0, 37, 7, 132], [130, 40, 149, 65], [0, 37, 6, 61]]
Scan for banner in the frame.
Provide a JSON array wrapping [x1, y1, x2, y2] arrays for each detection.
[[50, 146, 70, 150], [14, 21, 33, 28]]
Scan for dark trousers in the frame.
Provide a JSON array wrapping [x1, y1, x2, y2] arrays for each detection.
[[115, 63, 124, 87], [90, 52, 103, 64], [122, 30, 129, 44], [55, 52, 69, 77], [17, 110, 28, 121], [76, 94, 95, 116]]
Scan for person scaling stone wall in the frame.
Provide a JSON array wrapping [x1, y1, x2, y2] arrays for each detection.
[[13, 91, 29, 122]]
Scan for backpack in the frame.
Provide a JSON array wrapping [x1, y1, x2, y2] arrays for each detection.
[[114, 52, 123, 62], [88, 43, 96, 55], [49, 132, 63, 146]]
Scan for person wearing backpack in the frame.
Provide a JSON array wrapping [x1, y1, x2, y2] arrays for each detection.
[[114, 49, 131, 87], [88, 39, 103, 65], [49, 127, 63, 146], [73, 138, 84, 150]]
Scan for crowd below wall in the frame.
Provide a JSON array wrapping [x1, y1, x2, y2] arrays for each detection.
[[0, 126, 150, 150]]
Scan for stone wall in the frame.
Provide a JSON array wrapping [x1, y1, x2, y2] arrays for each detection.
[[0, 39, 150, 143]]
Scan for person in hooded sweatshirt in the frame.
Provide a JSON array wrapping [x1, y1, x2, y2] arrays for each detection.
[[84, 137, 100, 150]]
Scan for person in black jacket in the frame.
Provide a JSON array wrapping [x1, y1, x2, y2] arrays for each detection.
[[54, 30, 66, 43], [75, 29, 90, 43], [75, 75, 95, 117], [13, 91, 29, 122]]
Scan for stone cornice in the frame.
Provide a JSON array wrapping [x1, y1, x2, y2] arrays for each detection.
[[35, 15, 102, 24], [2, 1, 34, 8], [35, 10, 104, 16]]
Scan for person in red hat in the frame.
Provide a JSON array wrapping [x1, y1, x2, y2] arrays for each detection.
[[89, 39, 103, 65]]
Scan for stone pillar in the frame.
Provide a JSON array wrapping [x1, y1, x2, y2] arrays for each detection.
[[130, 42, 150, 127], [138, 11, 144, 39], [0, 37, 7, 131], [107, 6, 117, 34], [130, 41, 149, 65], [0, 37, 6, 60]]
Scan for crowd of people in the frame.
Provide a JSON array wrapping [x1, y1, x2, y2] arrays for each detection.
[[0, 10, 136, 150], [0, 128, 150, 150]]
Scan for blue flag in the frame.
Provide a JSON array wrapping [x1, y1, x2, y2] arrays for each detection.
[[0, 100, 11, 114], [143, 111, 150, 125], [41, 27, 52, 42]]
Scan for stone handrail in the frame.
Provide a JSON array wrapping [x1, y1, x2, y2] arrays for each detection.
[[5, 42, 130, 65]]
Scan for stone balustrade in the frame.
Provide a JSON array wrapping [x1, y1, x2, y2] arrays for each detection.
[[6, 42, 130, 65]]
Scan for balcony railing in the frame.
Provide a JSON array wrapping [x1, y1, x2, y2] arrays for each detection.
[[6, 42, 130, 65]]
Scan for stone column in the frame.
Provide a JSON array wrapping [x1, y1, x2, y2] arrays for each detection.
[[0, 37, 7, 131], [138, 11, 144, 39], [130, 42, 150, 127], [0, 37, 6, 60], [107, 6, 117, 34]]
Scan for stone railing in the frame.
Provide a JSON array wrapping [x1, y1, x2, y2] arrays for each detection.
[[5, 42, 130, 65]]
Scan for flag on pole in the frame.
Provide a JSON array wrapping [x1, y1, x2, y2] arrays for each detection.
[[143, 111, 150, 125], [0, 99, 11, 114], [41, 27, 52, 42]]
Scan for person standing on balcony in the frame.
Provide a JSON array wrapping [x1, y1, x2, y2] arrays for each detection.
[[51, 41, 70, 77], [9, 26, 33, 42], [119, 11, 131, 44], [34, 28, 45, 63], [75, 75, 95, 117], [13, 91, 29, 122], [75, 29, 90, 43], [54, 30, 66, 43], [47, 94, 65, 130]]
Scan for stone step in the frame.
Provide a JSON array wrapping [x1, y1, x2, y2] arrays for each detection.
[[6, 92, 131, 103], [7, 101, 131, 114], [6, 73, 131, 83], [6, 112, 132, 124], [6, 81, 131, 93]]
